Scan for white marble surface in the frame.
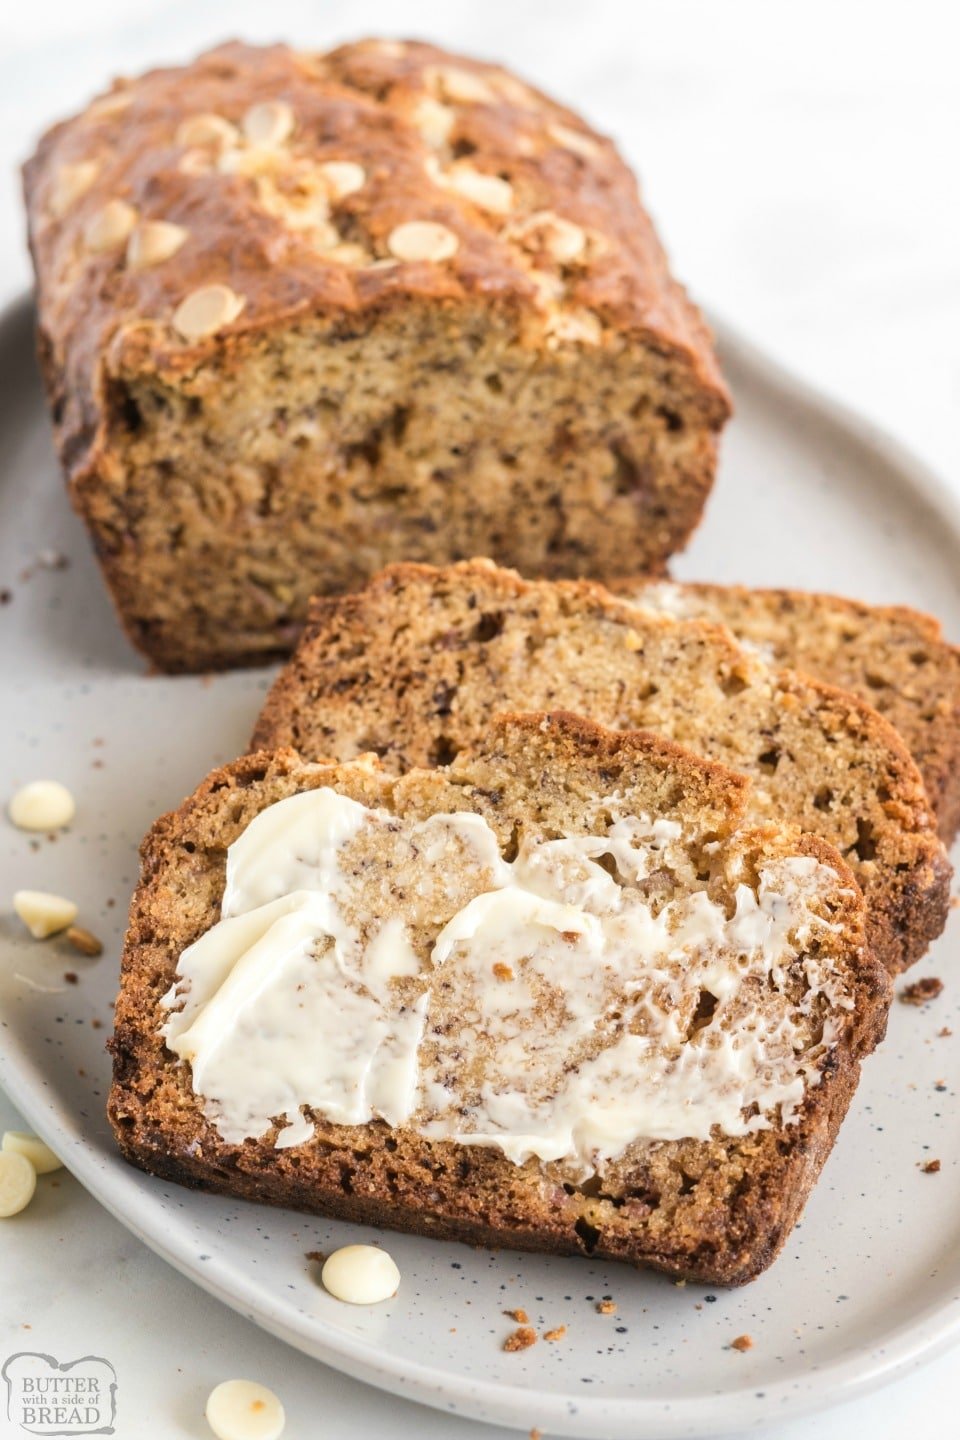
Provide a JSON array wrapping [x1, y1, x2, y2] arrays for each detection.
[[1, 2, 959, 1435]]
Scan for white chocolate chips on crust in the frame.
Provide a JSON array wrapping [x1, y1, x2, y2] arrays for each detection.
[[49, 161, 99, 218], [548, 122, 601, 159], [426, 65, 496, 105], [175, 113, 239, 149], [412, 97, 456, 149], [84, 199, 138, 253], [127, 220, 189, 269], [242, 101, 295, 149], [508, 210, 587, 264], [172, 284, 246, 341], [387, 220, 459, 263], [318, 161, 366, 199], [545, 308, 603, 347], [442, 165, 513, 215]]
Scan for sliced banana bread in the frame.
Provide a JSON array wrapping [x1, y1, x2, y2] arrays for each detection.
[[253, 561, 951, 974], [109, 713, 888, 1285], [618, 580, 960, 844], [24, 38, 729, 672]]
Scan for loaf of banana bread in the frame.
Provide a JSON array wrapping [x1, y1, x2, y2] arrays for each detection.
[[620, 580, 960, 844], [109, 713, 888, 1284], [253, 561, 951, 974], [24, 38, 729, 671]]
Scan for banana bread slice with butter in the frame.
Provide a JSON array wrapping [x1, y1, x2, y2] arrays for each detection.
[[24, 38, 729, 672], [109, 713, 888, 1285], [253, 561, 951, 975], [618, 579, 960, 844]]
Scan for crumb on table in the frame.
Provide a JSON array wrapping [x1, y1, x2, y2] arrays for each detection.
[[503, 1326, 537, 1353], [504, 1308, 528, 1324], [731, 1334, 754, 1352], [596, 1300, 617, 1314], [900, 976, 944, 1005], [542, 1325, 567, 1342], [921, 1159, 942, 1174]]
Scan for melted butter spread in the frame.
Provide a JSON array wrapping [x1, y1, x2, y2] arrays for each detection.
[[160, 788, 852, 1173]]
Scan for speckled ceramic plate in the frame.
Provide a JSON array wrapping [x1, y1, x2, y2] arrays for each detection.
[[1, 293, 959, 1439]]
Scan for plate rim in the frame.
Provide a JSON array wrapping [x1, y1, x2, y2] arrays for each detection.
[[2, 289, 960, 1437]]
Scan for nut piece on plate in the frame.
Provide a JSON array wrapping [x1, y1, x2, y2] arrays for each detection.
[[205, 1379, 285, 1440], [0, 1151, 37, 1218], [13, 889, 78, 939], [8, 780, 75, 831], [66, 924, 104, 957], [2, 1131, 63, 1175], [320, 1244, 400, 1304]]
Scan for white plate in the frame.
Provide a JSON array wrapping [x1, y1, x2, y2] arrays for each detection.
[[1, 293, 959, 1439]]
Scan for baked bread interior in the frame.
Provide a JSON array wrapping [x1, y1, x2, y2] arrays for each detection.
[[109, 713, 888, 1284]]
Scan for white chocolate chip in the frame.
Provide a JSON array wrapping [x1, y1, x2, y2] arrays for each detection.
[[84, 200, 138, 253], [218, 147, 285, 178], [8, 780, 75, 832], [428, 65, 495, 105], [88, 90, 133, 120], [0, 1151, 37, 1218], [13, 890, 78, 940], [172, 284, 245, 341], [176, 113, 240, 149], [178, 148, 214, 177], [443, 165, 513, 215], [528, 268, 566, 307], [126, 220, 189, 269], [319, 161, 366, 199], [387, 220, 459, 262], [2, 1131, 62, 1175], [413, 97, 456, 149], [546, 308, 603, 346], [205, 1379, 285, 1440], [508, 210, 587, 263], [548, 122, 601, 159], [493, 73, 539, 109], [49, 161, 99, 218], [321, 1245, 400, 1304], [242, 101, 295, 149], [327, 242, 371, 266]]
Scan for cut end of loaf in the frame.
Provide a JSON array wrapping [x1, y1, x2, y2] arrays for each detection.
[[88, 303, 723, 671]]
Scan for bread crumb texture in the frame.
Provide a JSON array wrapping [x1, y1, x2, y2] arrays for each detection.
[[109, 712, 889, 1285], [253, 560, 951, 974]]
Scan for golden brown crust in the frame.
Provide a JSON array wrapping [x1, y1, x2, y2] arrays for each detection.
[[616, 579, 960, 845], [109, 714, 888, 1286], [253, 560, 951, 974], [24, 40, 729, 670]]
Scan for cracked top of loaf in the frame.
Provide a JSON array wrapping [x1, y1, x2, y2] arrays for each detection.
[[24, 37, 730, 477]]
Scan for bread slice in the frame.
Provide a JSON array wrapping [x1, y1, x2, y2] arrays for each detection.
[[109, 713, 888, 1285], [615, 580, 960, 845], [253, 561, 951, 975], [24, 39, 729, 673]]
